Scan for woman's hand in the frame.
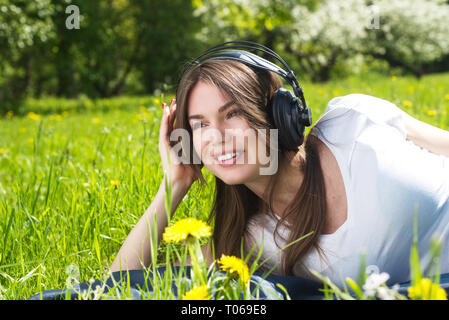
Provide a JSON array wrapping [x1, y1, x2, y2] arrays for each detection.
[[159, 98, 205, 188]]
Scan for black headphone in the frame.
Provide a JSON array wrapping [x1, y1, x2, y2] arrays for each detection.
[[177, 40, 312, 151]]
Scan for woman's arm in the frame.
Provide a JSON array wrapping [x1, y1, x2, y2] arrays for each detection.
[[402, 112, 449, 158], [109, 178, 191, 272]]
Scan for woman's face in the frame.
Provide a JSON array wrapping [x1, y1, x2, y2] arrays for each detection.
[[187, 81, 270, 185]]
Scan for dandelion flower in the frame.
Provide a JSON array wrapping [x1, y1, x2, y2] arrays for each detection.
[[181, 285, 211, 300], [27, 137, 34, 144], [110, 180, 119, 188], [162, 218, 211, 243], [49, 114, 63, 121], [91, 117, 101, 124], [426, 110, 437, 116], [27, 112, 41, 121], [408, 278, 447, 300], [332, 89, 341, 97], [445, 94, 449, 101], [217, 254, 250, 285], [402, 100, 413, 108], [391, 75, 397, 81]]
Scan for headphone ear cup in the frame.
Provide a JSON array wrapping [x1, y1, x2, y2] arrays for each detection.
[[271, 88, 306, 151]]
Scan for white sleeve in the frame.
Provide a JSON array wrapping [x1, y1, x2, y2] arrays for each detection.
[[325, 94, 408, 139]]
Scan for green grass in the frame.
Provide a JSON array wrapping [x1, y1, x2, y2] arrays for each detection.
[[0, 72, 449, 299]]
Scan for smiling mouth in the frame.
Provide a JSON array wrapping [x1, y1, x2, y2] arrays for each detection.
[[216, 151, 242, 162], [214, 151, 244, 167]]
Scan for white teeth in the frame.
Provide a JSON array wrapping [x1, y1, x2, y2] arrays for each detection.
[[217, 152, 239, 161]]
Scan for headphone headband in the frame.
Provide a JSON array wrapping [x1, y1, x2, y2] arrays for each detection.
[[178, 40, 307, 110]]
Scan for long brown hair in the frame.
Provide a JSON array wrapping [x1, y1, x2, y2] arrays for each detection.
[[175, 59, 327, 275]]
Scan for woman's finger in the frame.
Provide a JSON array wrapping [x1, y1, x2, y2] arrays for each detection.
[[159, 103, 170, 143], [168, 99, 176, 127]]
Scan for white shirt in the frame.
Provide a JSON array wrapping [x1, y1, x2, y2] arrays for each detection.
[[246, 93, 449, 288]]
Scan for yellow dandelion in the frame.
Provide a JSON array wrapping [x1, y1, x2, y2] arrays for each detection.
[[6, 111, 14, 119], [91, 117, 101, 124], [154, 98, 161, 105], [181, 285, 211, 300], [408, 278, 447, 300], [402, 100, 413, 108], [27, 112, 41, 122], [49, 114, 63, 121], [426, 110, 438, 116], [0, 148, 7, 154], [162, 217, 211, 243], [391, 75, 397, 81], [27, 137, 34, 144], [217, 254, 250, 285], [332, 89, 341, 97], [110, 180, 119, 188], [444, 94, 449, 101]]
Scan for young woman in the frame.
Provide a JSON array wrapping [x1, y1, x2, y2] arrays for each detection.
[[110, 49, 449, 289]]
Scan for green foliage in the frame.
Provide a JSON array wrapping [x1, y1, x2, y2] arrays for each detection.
[[0, 70, 448, 300], [2, 0, 449, 115], [0, 0, 202, 113], [0, 0, 56, 112]]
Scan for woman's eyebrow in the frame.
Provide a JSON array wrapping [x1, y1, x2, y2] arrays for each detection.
[[188, 100, 236, 121]]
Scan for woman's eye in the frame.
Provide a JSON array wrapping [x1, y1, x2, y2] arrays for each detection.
[[192, 122, 204, 130], [192, 110, 240, 130], [227, 110, 240, 119]]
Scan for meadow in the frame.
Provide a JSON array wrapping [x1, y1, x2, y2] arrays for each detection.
[[1, 72, 449, 299]]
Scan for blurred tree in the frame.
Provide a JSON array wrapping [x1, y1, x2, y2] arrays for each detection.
[[286, 0, 373, 81], [2, 0, 449, 113], [67, 0, 142, 98], [132, 0, 203, 95], [0, 0, 55, 113], [190, 0, 322, 82], [365, 0, 449, 78], [283, 0, 449, 81]]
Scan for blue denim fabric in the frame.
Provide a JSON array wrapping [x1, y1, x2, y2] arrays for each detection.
[[29, 267, 449, 300], [28, 266, 323, 300]]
